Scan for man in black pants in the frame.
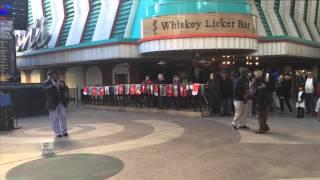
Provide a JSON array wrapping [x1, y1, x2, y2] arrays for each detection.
[[278, 75, 293, 114]]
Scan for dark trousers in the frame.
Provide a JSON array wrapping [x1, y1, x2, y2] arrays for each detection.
[[222, 98, 232, 115], [279, 97, 292, 113], [209, 98, 221, 114], [257, 106, 270, 131], [297, 107, 304, 118], [305, 93, 315, 113], [251, 99, 257, 115]]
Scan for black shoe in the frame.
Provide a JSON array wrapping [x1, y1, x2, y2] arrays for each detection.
[[232, 124, 238, 130], [56, 134, 63, 138], [239, 125, 250, 129], [63, 133, 69, 137]]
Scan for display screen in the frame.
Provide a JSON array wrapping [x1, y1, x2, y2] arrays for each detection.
[[0, 0, 28, 30], [0, 20, 16, 83]]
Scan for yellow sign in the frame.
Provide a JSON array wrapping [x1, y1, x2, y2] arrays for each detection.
[[143, 13, 257, 38]]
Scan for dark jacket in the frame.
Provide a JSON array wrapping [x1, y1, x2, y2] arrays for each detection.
[[59, 85, 69, 108], [296, 91, 306, 103], [233, 77, 249, 101], [155, 79, 165, 84], [44, 80, 69, 110], [207, 79, 222, 99], [253, 78, 273, 111], [278, 79, 292, 98], [44, 80, 59, 110], [221, 77, 233, 99]]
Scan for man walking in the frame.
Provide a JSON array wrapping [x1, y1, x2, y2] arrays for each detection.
[[232, 68, 250, 130], [252, 70, 274, 133], [44, 71, 69, 138]]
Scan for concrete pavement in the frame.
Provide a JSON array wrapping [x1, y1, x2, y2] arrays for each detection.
[[1, 107, 320, 180]]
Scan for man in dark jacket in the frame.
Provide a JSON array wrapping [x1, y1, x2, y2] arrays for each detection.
[[44, 71, 69, 138], [155, 73, 166, 109], [252, 70, 274, 133], [232, 67, 250, 130], [207, 73, 222, 115], [278, 75, 293, 114], [221, 73, 233, 116]]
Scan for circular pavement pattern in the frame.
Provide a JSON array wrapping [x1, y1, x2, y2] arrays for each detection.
[[6, 154, 124, 180]]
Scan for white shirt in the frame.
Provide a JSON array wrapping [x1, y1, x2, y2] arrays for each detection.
[[305, 78, 314, 94]]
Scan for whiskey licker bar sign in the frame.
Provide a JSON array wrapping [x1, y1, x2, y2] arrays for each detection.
[[142, 13, 257, 39]]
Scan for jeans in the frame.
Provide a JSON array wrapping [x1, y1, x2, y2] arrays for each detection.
[[305, 93, 315, 113]]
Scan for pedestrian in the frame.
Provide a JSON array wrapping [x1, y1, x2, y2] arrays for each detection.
[[155, 73, 166, 109], [252, 70, 274, 133], [207, 73, 222, 116], [232, 67, 250, 130], [315, 83, 320, 121], [296, 86, 305, 118], [304, 72, 317, 115], [172, 75, 181, 110], [141, 75, 153, 107], [278, 74, 293, 114], [248, 71, 257, 117], [44, 71, 69, 138], [221, 72, 233, 116]]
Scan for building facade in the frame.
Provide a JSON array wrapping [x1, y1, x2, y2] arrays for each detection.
[[17, 0, 320, 95]]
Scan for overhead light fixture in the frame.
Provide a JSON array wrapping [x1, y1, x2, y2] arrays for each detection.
[[157, 60, 167, 65], [227, 61, 230, 65], [255, 62, 259, 66], [255, 57, 259, 60]]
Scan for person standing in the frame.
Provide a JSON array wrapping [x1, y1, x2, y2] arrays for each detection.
[[155, 73, 166, 109], [141, 75, 153, 108], [278, 74, 293, 114], [232, 68, 250, 130], [296, 86, 306, 118], [252, 70, 274, 133], [44, 71, 69, 138], [207, 73, 222, 116], [221, 72, 233, 116], [304, 72, 317, 114]]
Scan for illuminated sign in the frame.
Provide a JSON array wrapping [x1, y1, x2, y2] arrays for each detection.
[[143, 13, 257, 39], [15, 17, 51, 52]]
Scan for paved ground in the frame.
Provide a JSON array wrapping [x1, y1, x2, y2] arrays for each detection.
[[1, 106, 320, 180]]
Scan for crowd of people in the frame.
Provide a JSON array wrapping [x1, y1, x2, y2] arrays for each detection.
[[206, 68, 320, 133], [44, 69, 320, 137]]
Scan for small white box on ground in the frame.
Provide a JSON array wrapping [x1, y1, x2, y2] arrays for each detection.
[[41, 139, 54, 156]]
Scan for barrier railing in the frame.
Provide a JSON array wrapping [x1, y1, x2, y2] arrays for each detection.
[[82, 83, 209, 112]]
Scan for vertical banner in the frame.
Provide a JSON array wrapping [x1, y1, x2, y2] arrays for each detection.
[[0, 20, 16, 83]]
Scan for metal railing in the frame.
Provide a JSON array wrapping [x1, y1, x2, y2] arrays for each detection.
[[81, 84, 209, 112]]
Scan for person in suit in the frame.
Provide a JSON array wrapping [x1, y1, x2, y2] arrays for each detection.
[[44, 71, 69, 138]]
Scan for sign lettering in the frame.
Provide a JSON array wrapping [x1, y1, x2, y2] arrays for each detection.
[[143, 13, 257, 38]]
